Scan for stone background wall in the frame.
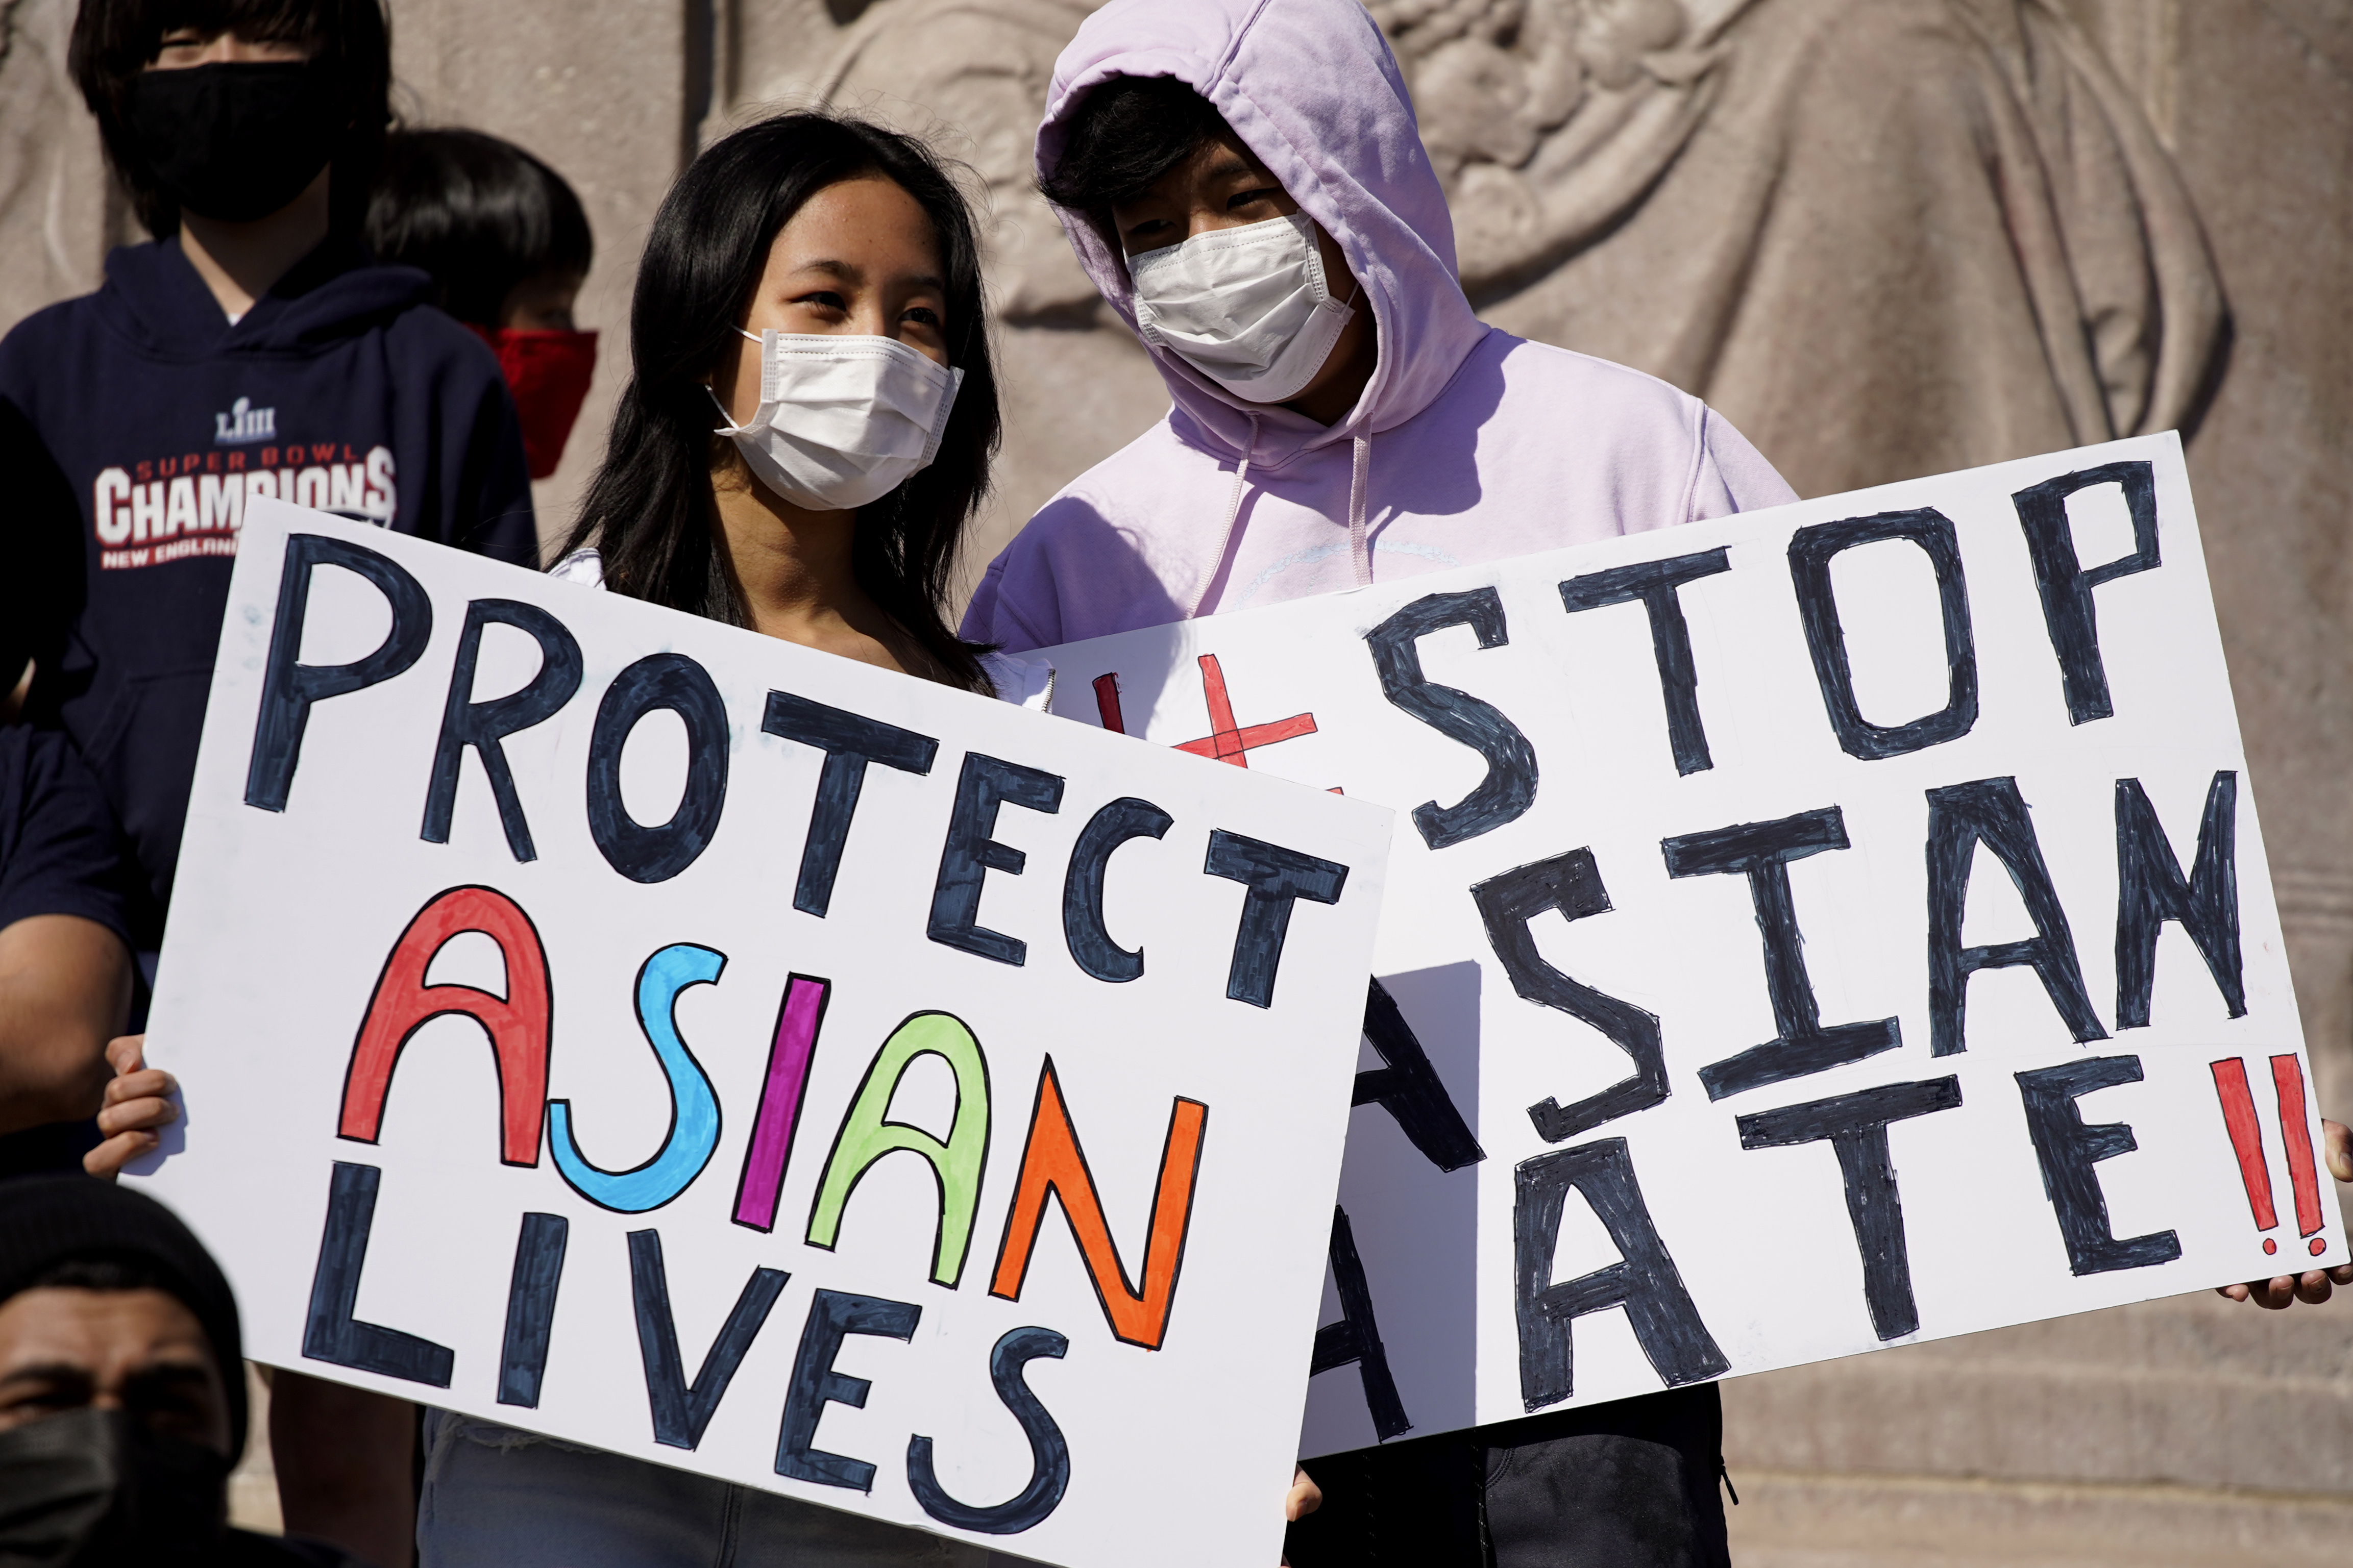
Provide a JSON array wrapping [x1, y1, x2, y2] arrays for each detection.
[[5, 1, 2349, 1560]]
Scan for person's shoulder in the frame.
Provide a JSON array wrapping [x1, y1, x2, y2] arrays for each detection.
[[1475, 334, 1794, 519], [0, 291, 101, 351], [379, 298, 503, 379], [1488, 333, 1706, 429], [0, 291, 108, 390], [999, 418, 1194, 558]]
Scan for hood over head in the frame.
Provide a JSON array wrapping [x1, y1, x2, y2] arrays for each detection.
[[1037, 0, 1487, 467]]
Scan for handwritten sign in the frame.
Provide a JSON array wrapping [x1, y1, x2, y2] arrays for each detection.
[[132, 500, 1392, 1568], [1034, 434, 2348, 1456]]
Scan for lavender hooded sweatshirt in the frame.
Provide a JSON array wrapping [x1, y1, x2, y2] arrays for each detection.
[[960, 0, 1796, 655]]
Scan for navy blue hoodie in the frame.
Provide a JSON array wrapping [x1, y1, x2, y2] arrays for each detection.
[[0, 236, 538, 941]]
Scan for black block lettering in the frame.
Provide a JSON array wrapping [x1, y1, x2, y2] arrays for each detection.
[[1788, 509, 1978, 760], [777, 1288, 921, 1491], [497, 1212, 568, 1408], [1310, 1205, 1411, 1441], [1355, 978, 1484, 1172], [422, 600, 583, 861], [1473, 851, 1667, 1141], [1364, 588, 1538, 849], [1513, 1138, 1728, 1412], [2115, 772, 2244, 1029], [1736, 1078, 1964, 1340], [247, 534, 433, 812], [1203, 829, 1349, 1008], [1925, 777, 2107, 1055], [627, 1229, 788, 1450], [2016, 1055, 2182, 1275], [762, 691, 939, 918], [1557, 547, 1732, 775], [585, 653, 731, 883], [906, 1325, 1072, 1534], [928, 753, 1065, 966], [1662, 807, 1902, 1100], [302, 1162, 454, 1387], [1063, 796, 1173, 983], [2012, 461, 2161, 724]]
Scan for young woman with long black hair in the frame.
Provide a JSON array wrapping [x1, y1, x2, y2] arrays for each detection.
[[89, 109, 1044, 1566], [423, 111, 1036, 1563], [545, 111, 1034, 707]]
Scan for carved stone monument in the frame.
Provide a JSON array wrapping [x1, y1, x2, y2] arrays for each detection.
[[4, 0, 2350, 1557]]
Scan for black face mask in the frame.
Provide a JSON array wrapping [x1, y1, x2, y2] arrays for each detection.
[[124, 59, 347, 224], [0, 1407, 231, 1567]]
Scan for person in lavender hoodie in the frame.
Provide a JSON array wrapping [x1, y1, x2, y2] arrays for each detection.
[[958, 1, 1796, 1563]]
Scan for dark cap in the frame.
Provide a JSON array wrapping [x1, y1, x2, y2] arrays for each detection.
[[0, 1175, 247, 1454]]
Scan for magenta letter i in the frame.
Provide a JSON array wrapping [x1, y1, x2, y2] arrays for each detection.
[[731, 974, 830, 1231]]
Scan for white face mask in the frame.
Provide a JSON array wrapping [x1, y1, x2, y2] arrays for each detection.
[[1129, 212, 1357, 405], [708, 329, 963, 511]]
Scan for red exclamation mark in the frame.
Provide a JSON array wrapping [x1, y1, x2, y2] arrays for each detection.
[[2210, 1058, 2279, 1254], [2270, 1055, 2327, 1257], [1093, 673, 1126, 735]]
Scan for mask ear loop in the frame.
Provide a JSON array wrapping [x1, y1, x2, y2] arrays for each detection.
[[706, 326, 771, 433], [705, 384, 744, 435]]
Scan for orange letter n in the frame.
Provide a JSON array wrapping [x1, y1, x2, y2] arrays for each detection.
[[338, 885, 552, 1166], [988, 1057, 1207, 1350]]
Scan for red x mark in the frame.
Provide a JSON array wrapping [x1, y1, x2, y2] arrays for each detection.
[[1092, 656, 1317, 768]]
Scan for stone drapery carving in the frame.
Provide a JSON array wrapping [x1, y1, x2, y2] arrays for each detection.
[[1380, 0, 2227, 500], [805, 0, 1103, 325], [723, 0, 2231, 533], [0, 0, 126, 333]]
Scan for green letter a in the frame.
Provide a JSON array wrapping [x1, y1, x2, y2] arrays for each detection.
[[805, 1012, 991, 1286]]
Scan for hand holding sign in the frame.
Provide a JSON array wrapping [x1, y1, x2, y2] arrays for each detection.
[[85, 1033, 173, 1176], [2216, 1117, 2353, 1308]]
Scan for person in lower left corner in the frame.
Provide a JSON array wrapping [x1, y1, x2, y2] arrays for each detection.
[[0, 1173, 373, 1565]]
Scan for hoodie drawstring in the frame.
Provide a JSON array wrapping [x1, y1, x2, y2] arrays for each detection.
[[1192, 415, 1370, 614], [1348, 432, 1372, 587], [1191, 411, 1261, 619]]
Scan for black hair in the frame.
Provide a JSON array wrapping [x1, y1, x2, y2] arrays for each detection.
[[1039, 74, 1228, 218], [559, 112, 1000, 695], [69, 0, 394, 240], [365, 128, 594, 328]]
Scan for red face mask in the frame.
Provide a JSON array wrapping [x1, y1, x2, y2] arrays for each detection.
[[472, 326, 598, 480]]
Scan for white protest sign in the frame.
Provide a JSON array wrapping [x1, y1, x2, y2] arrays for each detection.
[[1033, 434, 2348, 1457], [132, 500, 1392, 1568]]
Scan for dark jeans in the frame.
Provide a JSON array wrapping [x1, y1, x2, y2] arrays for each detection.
[[1285, 1384, 1730, 1568]]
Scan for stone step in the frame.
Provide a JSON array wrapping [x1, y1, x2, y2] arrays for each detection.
[[1724, 1467, 2353, 1567], [1722, 1290, 2353, 1495]]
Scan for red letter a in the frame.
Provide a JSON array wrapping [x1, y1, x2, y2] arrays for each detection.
[[338, 885, 551, 1166], [988, 1057, 1207, 1350]]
